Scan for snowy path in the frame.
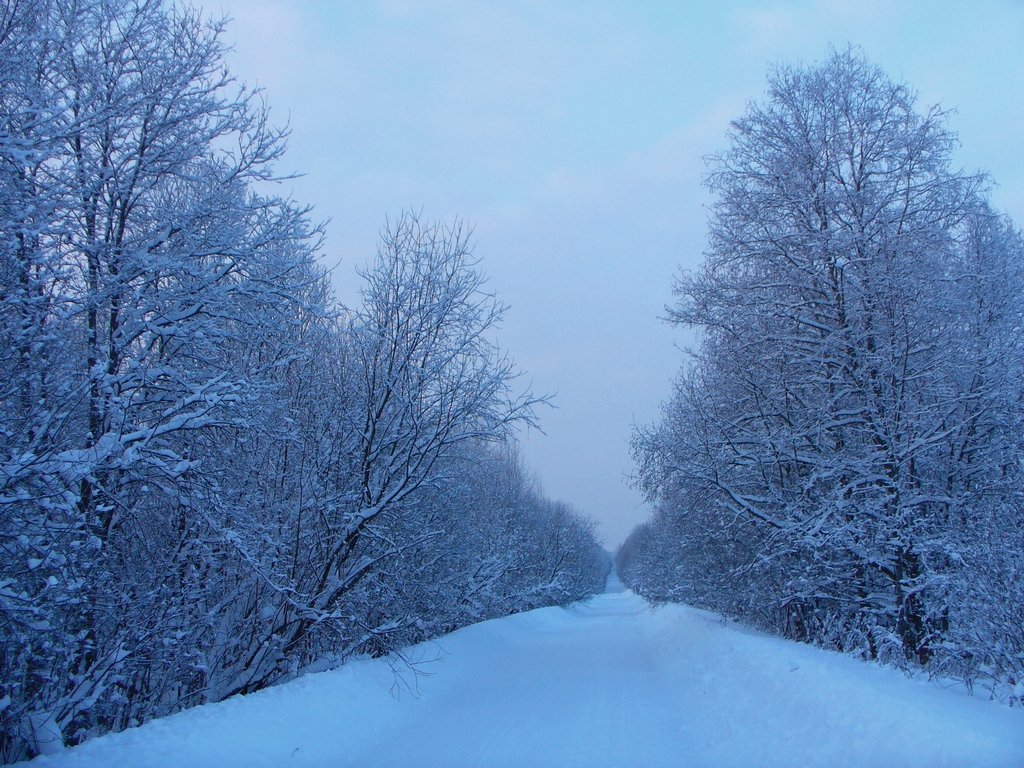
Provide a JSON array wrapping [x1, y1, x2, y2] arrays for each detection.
[[25, 578, 1024, 768]]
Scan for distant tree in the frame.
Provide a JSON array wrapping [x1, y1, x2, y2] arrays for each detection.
[[371, 443, 608, 644]]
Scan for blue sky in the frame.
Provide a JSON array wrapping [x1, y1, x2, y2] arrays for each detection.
[[218, 0, 1024, 546]]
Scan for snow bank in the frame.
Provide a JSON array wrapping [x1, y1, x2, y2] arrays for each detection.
[[20, 591, 1024, 768]]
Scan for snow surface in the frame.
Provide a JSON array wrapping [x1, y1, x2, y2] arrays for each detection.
[[22, 575, 1024, 768]]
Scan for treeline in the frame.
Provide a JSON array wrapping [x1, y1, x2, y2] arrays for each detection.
[[623, 49, 1024, 700], [0, 0, 607, 760]]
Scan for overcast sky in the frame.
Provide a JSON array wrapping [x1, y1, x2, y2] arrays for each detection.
[[215, 0, 1024, 547]]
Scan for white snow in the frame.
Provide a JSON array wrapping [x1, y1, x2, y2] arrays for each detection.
[[21, 576, 1024, 768]]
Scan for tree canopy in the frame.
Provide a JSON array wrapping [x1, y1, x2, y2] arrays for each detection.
[[0, 1, 608, 759], [627, 48, 1024, 695]]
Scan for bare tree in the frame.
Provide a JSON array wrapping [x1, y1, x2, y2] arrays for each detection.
[[210, 213, 544, 698]]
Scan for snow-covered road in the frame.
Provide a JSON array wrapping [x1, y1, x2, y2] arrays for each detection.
[[24, 577, 1024, 767]]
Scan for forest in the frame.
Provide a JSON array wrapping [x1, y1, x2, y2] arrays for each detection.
[[0, 0, 607, 760], [621, 48, 1024, 702], [5, 0, 1024, 762]]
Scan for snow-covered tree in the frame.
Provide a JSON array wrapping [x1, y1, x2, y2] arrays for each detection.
[[361, 443, 608, 646], [206, 213, 546, 698], [632, 48, 1024, 681], [0, 3, 606, 759], [0, 0, 326, 755]]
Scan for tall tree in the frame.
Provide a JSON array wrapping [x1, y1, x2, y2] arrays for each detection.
[[633, 48, 1024, 671], [0, 0, 325, 754], [0, 3, 606, 759], [205, 213, 544, 699]]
